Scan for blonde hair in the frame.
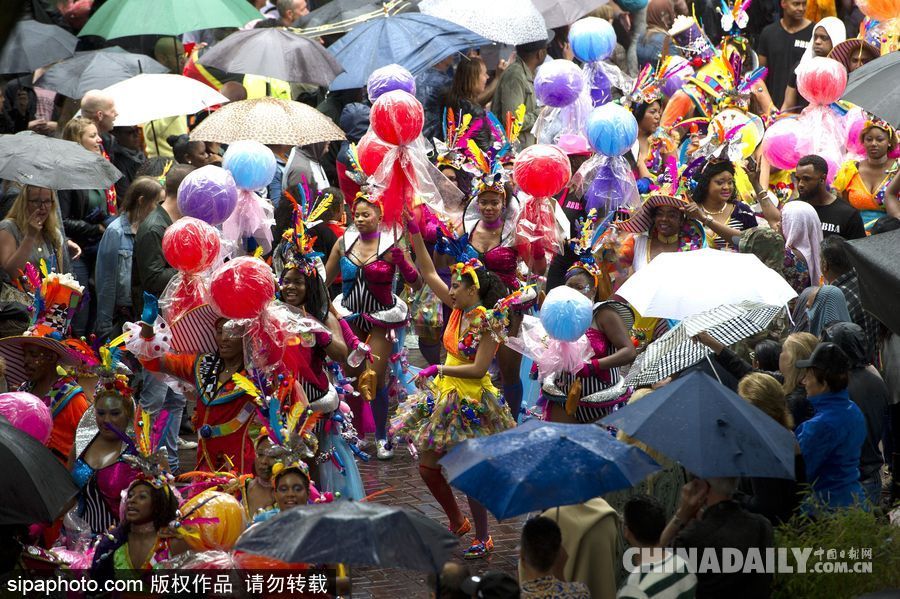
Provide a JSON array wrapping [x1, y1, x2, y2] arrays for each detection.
[[4, 186, 65, 265], [781, 332, 819, 395], [62, 116, 97, 148], [738, 373, 794, 429]]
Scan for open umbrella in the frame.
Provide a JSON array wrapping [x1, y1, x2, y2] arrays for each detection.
[[602, 371, 797, 479], [0, 131, 122, 191], [0, 20, 78, 75], [616, 248, 797, 321], [841, 51, 900, 127], [0, 418, 79, 524], [327, 13, 490, 91], [189, 97, 345, 146], [35, 48, 168, 99], [846, 228, 900, 334], [625, 301, 785, 387], [532, 0, 610, 28], [79, 0, 261, 39], [418, 0, 548, 46], [296, 0, 417, 35], [199, 28, 343, 85], [100, 74, 229, 126], [439, 419, 660, 520], [234, 502, 456, 572]]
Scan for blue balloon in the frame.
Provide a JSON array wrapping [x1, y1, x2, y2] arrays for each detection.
[[534, 59, 584, 107], [585, 103, 638, 156], [615, 0, 649, 12], [540, 286, 593, 342], [222, 140, 277, 191], [569, 17, 616, 63]]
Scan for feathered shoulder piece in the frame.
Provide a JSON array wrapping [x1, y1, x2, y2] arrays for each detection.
[[434, 217, 480, 263]]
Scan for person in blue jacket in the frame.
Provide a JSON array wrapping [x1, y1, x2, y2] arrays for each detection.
[[795, 342, 867, 511]]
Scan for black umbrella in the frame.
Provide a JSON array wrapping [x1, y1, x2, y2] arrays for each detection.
[[0, 19, 78, 75], [0, 131, 123, 190], [846, 228, 900, 334], [35, 47, 169, 99], [296, 0, 418, 35], [841, 51, 900, 127], [235, 501, 456, 572], [0, 418, 79, 525], [199, 28, 344, 86]]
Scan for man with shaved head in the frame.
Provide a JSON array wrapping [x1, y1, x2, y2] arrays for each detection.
[[81, 90, 118, 136]]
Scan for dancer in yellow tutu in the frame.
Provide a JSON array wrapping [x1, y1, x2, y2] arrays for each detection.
[[391, 214, 516, 559]]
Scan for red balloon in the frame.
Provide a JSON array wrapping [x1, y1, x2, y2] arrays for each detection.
[[209, 257, 275, 320], [357, 131, 392, 176], [370, 90, 423, 145], [162, 217, 221, 274], [513, 144, 572, 198]]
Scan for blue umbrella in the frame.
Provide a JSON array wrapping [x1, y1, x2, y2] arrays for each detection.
[[602, 371, 797, 480], [328, 13, 490, 90], [439, 419, 660, 520]]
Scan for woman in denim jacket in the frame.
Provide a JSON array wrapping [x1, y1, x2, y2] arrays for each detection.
[[94, 177, 163, 341]]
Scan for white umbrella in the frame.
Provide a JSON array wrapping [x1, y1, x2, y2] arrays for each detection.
[[418, 0, 548, 46], [101, 74, 229, 126], [616, 248, 798, 321], [532, 0, 610, 29]]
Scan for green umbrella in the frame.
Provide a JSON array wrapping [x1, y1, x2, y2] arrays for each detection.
[[79, 0, 262, 39]]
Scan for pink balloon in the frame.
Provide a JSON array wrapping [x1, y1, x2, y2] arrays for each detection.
[[796, 57, 847, 106], [762, 117, 810, 170], [844, 109, 867, 156], [818, 145, 841, 184], [0, 392, 52, 444]]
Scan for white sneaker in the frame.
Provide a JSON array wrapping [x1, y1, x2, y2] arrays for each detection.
[[178, 438, 198, 450], [376, 439, 394, 460]]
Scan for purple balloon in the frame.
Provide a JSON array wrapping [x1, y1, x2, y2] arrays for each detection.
[[367, 64, 417, 103], [177, 165, 238, 226], [0, 392, 52, 444], [535, 59, 585, 108]]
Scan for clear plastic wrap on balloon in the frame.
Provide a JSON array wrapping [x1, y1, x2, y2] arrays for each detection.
[[761, 117, 811, 171], [364, 91, 464, 227], [541, 286, 594, 341], [222, 140, 277, 191], [796, 58, 848, 183], [535, 59, 585, 107], [366, 63, 416, 103], [506, 314, 594, 376], [844, 107, 867, 157], [577, 154, 640, 214], [586, 103, 638, 157], [534, 92, 593, 148], [177, 165, 239, 226], [209, 257, 276, 321], [159, 217, 222, 322], [513, 145, 572, 269], [222, 189, 276, 255], [0, 391, 52, 443]]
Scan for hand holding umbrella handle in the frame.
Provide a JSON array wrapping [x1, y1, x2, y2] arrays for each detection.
[[692, 331, 725, 355]]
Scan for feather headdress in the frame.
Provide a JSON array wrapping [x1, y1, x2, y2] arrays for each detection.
[[121, 406, 175, 494], [434, 108, 482, 170], [276, 178, 333, 278]]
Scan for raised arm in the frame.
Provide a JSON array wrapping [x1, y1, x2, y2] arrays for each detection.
[[409, 219, 452, 307]]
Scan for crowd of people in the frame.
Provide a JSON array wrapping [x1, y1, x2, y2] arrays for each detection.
[[1, 0, 899, 596]]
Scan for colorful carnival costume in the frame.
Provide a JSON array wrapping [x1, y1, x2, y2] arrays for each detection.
[[141, 351, 260, 474], [0, 268, 94, 463], [390, 305, 516, 453], [332, 226, 411, 333], [273, 196, 366, 501]]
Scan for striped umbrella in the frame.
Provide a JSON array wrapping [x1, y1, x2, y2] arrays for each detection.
[[170, 304, 220, 354], [624, 301, 785, 388]]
